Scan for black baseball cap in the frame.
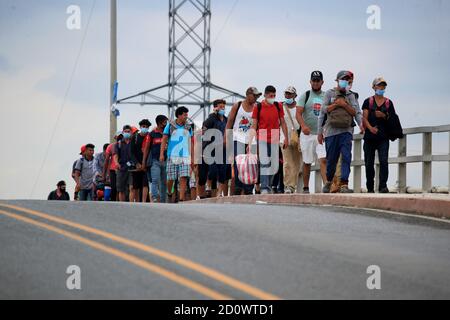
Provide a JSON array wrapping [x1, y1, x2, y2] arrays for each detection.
[[311, 71, 323, 81]]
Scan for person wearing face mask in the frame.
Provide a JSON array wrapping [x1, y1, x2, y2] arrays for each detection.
[[115, 125, 134, 202], [143, 115, 169, 203], [74, 144, 96, 201], [48, 181, 70, 201], [279, 86, 302, 194], [330, 71, 364, 193], [297, 71, 327, 194], [201, 99, 231, 197], [248, 85, 289, 195], [362, 77, 397, 193], [318, 71, 361, 194], [226, 87, 261, 195], [130, 119, 152, 202]]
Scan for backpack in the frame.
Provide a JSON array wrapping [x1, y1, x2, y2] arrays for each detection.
[[327, 94, 353, 128], [168, 120, 192, 137], [368, 96, 403, 141], [72, 158, 84, 180], [321, 90, 359, 127]]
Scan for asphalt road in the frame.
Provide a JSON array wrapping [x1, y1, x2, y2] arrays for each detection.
[[0, 200, 449, 300]]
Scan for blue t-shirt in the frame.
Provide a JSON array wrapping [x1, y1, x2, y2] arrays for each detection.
[[163, 122, 193, 159]]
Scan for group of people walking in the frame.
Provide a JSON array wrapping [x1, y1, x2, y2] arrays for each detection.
[[49, 70, 403, 202]]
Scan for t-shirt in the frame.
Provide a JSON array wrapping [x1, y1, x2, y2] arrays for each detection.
[[74, 157, 95, 190], [280, 103, 300, 143], [48, 190, 70, 201], [163, 122, 193, 159], [298, 90, 325, 135], [202, 113, 228, 160], [147, 128, 165, 164], [115, 140, 132, 172], [105, 143, 118, 171], [233, 102, 255, 144], [251, 100, 285, 144], [131, 133, 148, 164], [362, 97, 396, 141]]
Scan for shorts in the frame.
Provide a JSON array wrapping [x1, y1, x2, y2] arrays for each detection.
[[300, 133, 326, 165], [132, 170, 149, 190], [116, 170, 132, 193], [167, 158, 191, 181], [198, 161, 209, 186], [208, 163, 231, 184]]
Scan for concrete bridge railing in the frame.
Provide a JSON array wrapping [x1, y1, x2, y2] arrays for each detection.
[[309, 124, 450, 194]]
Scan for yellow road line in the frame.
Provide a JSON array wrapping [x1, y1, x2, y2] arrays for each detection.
[[0, 209, 231, 300], [0, 203, 280, 300]]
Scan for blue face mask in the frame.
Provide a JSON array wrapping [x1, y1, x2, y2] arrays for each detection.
[[375, 89, 385, 96], [285, 98, 294, 105], [123, 132, 131, 140], [140, 127, 149, 134], [338, 80, 349, 89], [218, 110, 225, 116]]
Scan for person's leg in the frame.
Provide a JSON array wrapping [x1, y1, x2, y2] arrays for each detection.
[[364, 140, 376, 192], [339, 133, 353, 185], [325, 135, 340, 183], [141, 171, 149, 203], [197, 162, 208, 198], [378, 139, 390, 191], [259, 141, 277, 193], [301, 134, 316, 190], [78, 190, 87, 201], [281, 146, 294, 192], [160, 161, 167, 203], [179, 177, 187, 201], [315, 138, 328, 184], [151, 159, 160, 202], [116, 171, 126, 202], [110, 170, 117, 201]]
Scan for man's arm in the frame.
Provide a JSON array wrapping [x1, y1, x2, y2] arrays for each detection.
[[160, 135, 168, 162], [142, 136, 151, 169], [280, 118, 289, 149], [225, 102, 239, 146], [247, 118, 258, 150]]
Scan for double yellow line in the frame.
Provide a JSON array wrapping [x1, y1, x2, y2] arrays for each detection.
[[0, 203, 280, 300]]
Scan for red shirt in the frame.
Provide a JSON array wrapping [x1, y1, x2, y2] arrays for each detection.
[[105, 143, 118, 171], [252, 100, 284, 143]]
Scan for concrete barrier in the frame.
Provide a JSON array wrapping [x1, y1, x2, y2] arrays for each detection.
[[189, 194, 450, 220]]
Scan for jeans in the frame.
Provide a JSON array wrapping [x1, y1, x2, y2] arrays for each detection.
[[364, 138, 390, 191], [325, 132, 353, 183], [258, 141, 279, 193], [79, 188, 94, 201], [149, 158, 167, 203]]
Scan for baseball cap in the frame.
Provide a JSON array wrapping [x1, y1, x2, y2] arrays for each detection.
[[336, 70, 352, 80], [372, 77, 387, 87], [246, 87, 262, 97], [285, 86, 297, 95], [311, 71, 323, 81], [79, 145, 86, 155], [131, 126, 139, 134]]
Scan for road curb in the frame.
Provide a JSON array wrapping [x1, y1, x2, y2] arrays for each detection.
[[189, 194, 450, 220]]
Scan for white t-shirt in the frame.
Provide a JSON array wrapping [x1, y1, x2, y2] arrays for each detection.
[[233, 102, 256, 144], [280, 103, 300, 143]]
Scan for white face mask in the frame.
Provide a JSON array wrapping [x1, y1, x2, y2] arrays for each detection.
[[266, 98, 276, 104]]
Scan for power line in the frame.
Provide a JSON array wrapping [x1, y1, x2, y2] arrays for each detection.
[[30, 0, 97, 198], [212, 0, 239, 46]]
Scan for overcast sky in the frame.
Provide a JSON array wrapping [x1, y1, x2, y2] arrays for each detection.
[[1, 0, 449, 199]]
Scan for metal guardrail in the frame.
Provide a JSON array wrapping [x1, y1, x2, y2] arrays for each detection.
[[309, 124, 450, 194]]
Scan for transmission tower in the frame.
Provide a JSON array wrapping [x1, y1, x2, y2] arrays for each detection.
[[117, 0, 245, 122]]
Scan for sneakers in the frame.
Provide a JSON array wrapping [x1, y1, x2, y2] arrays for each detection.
[[340, 185, 354, 193], [303, 188, 310, 194], [284, 187, 295, 194], [261, 189, 271, 195], [322, 182, 332, 193], [379, 187, 390, 194]]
